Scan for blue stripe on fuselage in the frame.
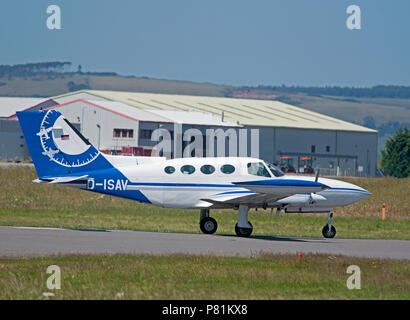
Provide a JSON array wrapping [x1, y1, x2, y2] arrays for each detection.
[[126, 179, 324, 188], [327, 187, 371, 194], [233, 179, 324, 187], [126, 182, 239, 188]]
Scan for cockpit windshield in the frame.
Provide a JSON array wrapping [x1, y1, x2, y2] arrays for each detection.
[[266, 162, 285, 177]]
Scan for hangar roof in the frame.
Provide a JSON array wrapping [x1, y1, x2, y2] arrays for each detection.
[[0, 97, 46, 117], [53, 90, 377, 133], [55, 99, 239, 127]]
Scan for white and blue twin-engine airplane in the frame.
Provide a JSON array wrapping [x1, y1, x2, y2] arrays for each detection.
[[17, 109, 371, 238]]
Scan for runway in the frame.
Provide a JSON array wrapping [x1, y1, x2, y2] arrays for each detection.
[[0, 226, 409, 260]]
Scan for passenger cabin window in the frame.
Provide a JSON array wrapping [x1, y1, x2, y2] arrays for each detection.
[[247, 162, 271, 177], [200, 165, 215, 175], [220, 164, 235, 174], [181, 165, 195, 175], [164, 166, 175, 174]]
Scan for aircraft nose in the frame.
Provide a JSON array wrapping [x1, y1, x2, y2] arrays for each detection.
[[352, 184, 372, 200], [360, 188, 372, 199], [337, 180, 372, 203]]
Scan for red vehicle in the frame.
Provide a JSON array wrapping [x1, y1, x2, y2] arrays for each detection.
[[279, 156, 296, 173], [121, 147, 151, 156], [298, 156, 315, 174]]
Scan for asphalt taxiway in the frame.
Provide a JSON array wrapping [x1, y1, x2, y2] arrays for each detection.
[[0, 226, 409, 260]]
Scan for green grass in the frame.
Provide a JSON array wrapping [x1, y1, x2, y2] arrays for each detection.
[[0, 254, 408, 299], [0, 167, 409, 239]]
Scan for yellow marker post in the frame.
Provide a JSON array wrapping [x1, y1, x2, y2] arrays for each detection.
[[382, 203, 386, 221]]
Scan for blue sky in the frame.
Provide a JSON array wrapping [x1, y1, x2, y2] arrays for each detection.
[[1, 0, 409, 86]]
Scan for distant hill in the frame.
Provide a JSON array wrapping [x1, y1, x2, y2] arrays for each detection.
[[246, 85, 410, 99], [0, 62, 231, 97], [1, 62, 409, 156], [0, 73, 232, 98]]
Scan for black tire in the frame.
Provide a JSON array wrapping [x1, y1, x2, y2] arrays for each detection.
[[235, 221, 253, 237], [200, 217, 218, 234], [322, 225, 336, 238]]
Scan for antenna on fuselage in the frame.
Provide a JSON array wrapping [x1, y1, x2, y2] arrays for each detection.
[[315, 169, 320, 182]]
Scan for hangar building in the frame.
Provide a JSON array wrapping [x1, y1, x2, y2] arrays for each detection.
[[0, 97, 59, 160], [0, 90, 378, 176]]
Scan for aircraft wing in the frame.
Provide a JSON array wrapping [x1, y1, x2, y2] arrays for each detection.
[[201, 178, 329, 207], [200, 190, 290, 207], [233, 179, 328, 197]]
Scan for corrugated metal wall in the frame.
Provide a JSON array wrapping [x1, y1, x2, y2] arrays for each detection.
[[0, 120, 30, 160]]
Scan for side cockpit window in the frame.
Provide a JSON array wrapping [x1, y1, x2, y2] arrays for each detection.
[[267, 163, 285, 177], [247, 162, 271, 177]]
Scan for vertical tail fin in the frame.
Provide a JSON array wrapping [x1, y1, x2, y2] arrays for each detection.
[[17, 109, 113, 179]]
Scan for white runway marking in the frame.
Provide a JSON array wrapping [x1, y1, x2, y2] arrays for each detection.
[[12, 226, 64, 231]]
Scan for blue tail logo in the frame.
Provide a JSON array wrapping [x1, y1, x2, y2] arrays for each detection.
[[17, 110, 113, 179]]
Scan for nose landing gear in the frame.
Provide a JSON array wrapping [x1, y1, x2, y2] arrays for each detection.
[[322, 212, 336, 238]]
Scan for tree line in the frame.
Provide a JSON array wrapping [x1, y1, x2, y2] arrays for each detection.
[[249, 85, 410, 99], [0, 62, 118, 79], [0, 62, 72, 78]]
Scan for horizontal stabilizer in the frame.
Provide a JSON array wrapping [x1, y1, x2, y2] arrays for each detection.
[[34, 175, 88, 184]]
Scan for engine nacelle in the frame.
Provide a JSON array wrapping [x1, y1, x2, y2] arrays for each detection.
[[277, 193, 326, 207]]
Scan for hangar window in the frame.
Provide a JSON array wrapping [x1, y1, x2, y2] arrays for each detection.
[[326, 146, 330, 152], [200, 164, 215, 175], [220, 164, 235, 174], [113, 128, 134, 138], [140, 129, 153, 139], [247, 162, 271, 177], [164, 166, 175, 174], [181, 165, 196, 175]]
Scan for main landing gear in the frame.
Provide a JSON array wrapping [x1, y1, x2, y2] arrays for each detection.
[[322, 212, 336, 238], [235, 205, 253, 237], [199, 205, 253, 237], [199, 209, 218, 234]]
